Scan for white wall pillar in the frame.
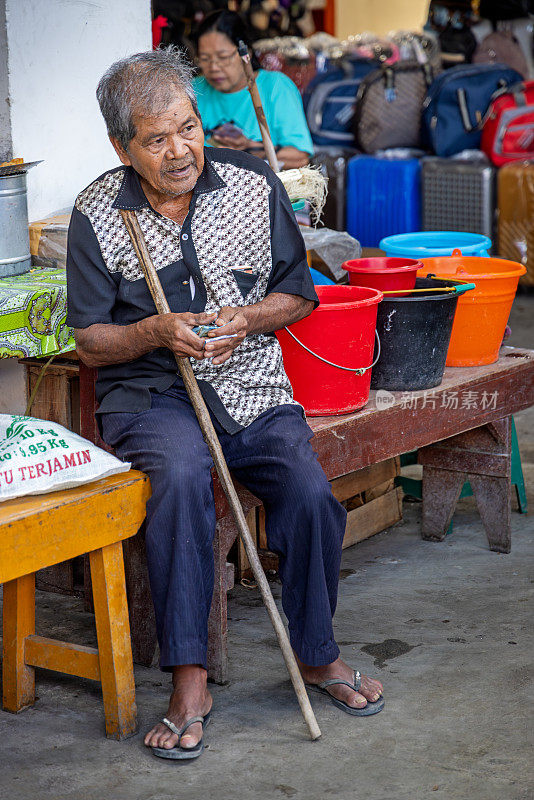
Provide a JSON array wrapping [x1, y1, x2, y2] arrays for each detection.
[[0, 0, 12, 161], [3, 0, 152, 221], [0, 0, 152, 415]]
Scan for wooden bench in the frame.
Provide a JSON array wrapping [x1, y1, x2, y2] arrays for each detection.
[[74, 348, 534, 683], [0, 470, 150, 739], [206, 347, 534, 682]]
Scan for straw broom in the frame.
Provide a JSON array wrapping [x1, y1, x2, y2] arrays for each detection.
[[238, 40, 327, 223]]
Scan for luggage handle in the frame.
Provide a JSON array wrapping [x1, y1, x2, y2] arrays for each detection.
[[478, 81, 527, 130], [457, 79, 517, 133], [283, 328, 381, 374], [383, 62, 434, 103], [384, 68, 396, 103], [456, 88, 477, 132], [422, 62, 434, 87], [511, 83, 527, 107]]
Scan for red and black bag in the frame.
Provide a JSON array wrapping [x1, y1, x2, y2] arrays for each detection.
[[481, 80, 534, 166]]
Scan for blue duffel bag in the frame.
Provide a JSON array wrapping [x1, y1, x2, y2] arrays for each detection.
[[303, 59, 377, 146], [422, 63, 523, 157]]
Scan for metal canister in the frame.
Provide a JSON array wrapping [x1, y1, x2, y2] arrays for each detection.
[[0, 172, 31, 277]]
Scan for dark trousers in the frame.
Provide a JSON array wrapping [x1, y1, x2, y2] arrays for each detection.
[[100, 381, 346, 670]]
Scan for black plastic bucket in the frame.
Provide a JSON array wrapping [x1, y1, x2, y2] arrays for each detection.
[[371, 277, 460, 391]]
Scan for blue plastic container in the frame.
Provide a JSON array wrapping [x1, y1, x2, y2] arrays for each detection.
[[379, 231, 492, 259], [309, 267, 334, 285], [346, 155, 421, 248]]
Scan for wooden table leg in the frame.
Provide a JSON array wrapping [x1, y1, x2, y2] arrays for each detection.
[[469, 474, 512, 553], [2, 574, 36, 712], [420, 466, 464, 543], [419, 417, 513, 553], [89, 542, 137, 739], [122, 531, 157, 667], [207, 516, 238, 685]]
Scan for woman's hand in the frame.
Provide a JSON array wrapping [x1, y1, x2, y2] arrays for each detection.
[[212, 130, 264, 153]]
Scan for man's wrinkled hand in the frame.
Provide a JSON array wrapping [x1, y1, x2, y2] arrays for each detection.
[[204, 306, 248, 365], [153, 311, 216, 360]]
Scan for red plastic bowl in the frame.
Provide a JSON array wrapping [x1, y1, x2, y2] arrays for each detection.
[[342, 257, 422, 293]]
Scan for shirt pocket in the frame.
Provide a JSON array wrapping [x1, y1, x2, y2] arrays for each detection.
[[116, 260, 191, 319], [231, 268, 259, 300]]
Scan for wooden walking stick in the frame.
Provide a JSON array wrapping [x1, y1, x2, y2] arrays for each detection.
[[120, 209, 321, 742], [237, 39, 280, 173]]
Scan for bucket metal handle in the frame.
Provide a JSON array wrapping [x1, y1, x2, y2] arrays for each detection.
[[283, 328, 381, 375]]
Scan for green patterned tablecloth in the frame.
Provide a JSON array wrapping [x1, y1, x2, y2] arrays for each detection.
[[0, 268, 75, 358]]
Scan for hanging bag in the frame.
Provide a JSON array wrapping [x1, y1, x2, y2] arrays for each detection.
[[353, 61, 434, 153], [422, 63, 524, 156], [303, 59, 377, 146], [481, 80, 534, 165], [473, 30, 528, 77]]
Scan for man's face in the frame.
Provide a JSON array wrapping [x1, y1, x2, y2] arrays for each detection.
[[112, 89, 205, 198]]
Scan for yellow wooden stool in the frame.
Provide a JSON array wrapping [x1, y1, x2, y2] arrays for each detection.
[[0, 470, 150, 739]]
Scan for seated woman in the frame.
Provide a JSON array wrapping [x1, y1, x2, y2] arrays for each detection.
[[193, 10, 313, 169]]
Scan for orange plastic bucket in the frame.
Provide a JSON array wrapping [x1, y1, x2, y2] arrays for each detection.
[[419, 254, 526, 366], [276, 285, 382, 415]]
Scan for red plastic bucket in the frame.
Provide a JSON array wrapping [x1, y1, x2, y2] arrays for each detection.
[[276, 285, 383, 416], [342, 257, 422, 293]]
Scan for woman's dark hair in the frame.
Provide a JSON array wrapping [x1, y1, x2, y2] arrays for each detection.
[[194, 10, 261, 70]]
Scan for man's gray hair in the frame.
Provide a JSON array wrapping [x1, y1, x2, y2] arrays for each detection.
[[96, 47, 200, 150]]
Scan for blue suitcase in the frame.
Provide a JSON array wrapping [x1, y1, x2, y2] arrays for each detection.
[[346, 154, 422, 248]]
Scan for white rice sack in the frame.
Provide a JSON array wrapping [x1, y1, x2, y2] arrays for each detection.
[[0, 415, 131, 502]]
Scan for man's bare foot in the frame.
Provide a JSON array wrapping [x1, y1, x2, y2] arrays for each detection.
[[144, 664, 212, 751], [296, 654, 383, 711]]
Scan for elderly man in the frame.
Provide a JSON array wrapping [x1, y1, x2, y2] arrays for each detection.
[[66, 48, 384, 760]]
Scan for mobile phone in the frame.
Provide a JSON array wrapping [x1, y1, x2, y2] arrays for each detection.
[[192, 324, 237, 341], [213, 122, 243, 139]]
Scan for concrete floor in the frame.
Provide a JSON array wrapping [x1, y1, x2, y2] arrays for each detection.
[[1, 294, 533, 800]]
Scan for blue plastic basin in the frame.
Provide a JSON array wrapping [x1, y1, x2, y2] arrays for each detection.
[[379, 231, 491, 259], [309, 267, 334, 285]]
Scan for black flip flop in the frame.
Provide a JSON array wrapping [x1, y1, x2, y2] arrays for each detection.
[[307, 670, 385, 716], [150, 710, 212, 760]]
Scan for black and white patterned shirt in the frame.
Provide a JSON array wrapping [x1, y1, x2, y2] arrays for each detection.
[[66, 148, 318, 432]]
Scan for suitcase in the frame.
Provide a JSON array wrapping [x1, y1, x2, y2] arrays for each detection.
[[310, 147, 358, 230], [422, 154, 496, 244], [498, 161, 534, 286], [346, 154, 422, 248]]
